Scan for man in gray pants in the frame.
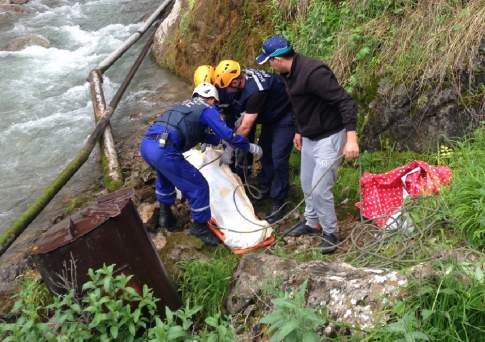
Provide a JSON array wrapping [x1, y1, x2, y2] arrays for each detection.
[[256, 35, 360, 253]]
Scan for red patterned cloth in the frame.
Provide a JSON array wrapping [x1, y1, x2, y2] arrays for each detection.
[[357, 160, 452, 228]]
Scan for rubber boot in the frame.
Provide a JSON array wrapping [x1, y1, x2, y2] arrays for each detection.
[[265, 199, 285, 224], [189, 222, 220, 246], [158, 204, 177, 231]]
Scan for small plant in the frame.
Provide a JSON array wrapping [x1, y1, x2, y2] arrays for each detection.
[[1, 265, 159, 341], [199, 312, 236, 342], [1, 264, 236, 341], [147, 304, 201, 341], [259, 280, 325, 341]]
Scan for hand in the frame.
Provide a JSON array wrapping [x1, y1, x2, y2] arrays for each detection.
[[200, 143, 207, 153], [248, 143, 263, 161], [293, 133, 302, 151], [220, 145, 234, 165], [343, 131, 359, 160]]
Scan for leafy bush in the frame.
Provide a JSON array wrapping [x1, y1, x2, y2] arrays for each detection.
[[147, 305, 235, 342], [259, 280, 326, 341], [0, 264, 235, 341]]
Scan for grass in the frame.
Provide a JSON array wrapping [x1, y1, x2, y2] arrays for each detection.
[[269, 0, 484, 139], [176, 247, 239, 321], [360, 260, 485, 341], [14, 271, 53, 320], [439, 128, 485, 249]]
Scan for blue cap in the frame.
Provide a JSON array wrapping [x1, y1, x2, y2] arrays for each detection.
[[256, 35, 292, 64]]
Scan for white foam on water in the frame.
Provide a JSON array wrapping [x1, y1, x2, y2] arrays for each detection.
[[0, 0, 163, 230]]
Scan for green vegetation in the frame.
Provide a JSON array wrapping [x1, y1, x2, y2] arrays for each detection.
[[362, 261, 485, 341], [440, 128, 485, 248], [177, 248, 239, 321], [0, 265, 234, 341], [259, 280, 326, 342], [273, 0, 484, 90]]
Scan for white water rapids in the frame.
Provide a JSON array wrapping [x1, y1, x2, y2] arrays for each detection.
[[0, 0, 182, 233]]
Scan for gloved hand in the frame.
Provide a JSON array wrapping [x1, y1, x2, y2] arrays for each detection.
[[220, 145, 234, 165], [248, 143, 263, 161]]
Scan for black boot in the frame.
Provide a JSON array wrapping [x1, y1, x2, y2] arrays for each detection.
[[189, 222, 220, 246], [265, 200, 285, 224], [158, 204, 177, 231], [285, 221, 321, 237], [320, 233, 338, 254]]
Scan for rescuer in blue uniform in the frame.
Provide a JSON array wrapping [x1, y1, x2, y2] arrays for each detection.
[[214, 60, 295, 223], [140, 83, 263, 246]]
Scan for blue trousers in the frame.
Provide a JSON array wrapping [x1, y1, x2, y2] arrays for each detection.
[[140, 138, 211, 223], [258, 113, 295, 202]]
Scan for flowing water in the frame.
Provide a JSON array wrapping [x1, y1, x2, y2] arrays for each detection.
[[0, 0, 184, 233]]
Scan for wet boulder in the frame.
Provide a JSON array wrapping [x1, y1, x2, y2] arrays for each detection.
[[137, 201, 159, 232], [0, 4, 31, 13], [5, 34, 50, 51], [226, 254, 407, 330]]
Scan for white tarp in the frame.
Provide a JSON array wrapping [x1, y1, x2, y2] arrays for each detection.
[[182, 147, 273, 249]]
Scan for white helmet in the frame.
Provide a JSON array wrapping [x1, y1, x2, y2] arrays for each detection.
[[192, 82, 220, 102]]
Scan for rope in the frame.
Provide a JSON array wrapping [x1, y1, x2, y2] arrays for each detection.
[[190, 146, 474, 268]]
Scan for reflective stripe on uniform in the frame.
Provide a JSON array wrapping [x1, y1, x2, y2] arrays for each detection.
[[191, 204, 210, 212], [156, 190, 176, 197], [246, 70, 264, 91]]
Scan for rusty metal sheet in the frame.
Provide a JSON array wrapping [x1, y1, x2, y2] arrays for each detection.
[[31, 188, 181, 312]]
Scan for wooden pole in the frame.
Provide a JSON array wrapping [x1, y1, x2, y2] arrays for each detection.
[[88, 70, 123, 191], [0, 23, 160, 255]]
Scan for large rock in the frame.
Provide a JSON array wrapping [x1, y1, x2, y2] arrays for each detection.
[[226, 254, 298, 314], [137, 201, 159, 232], [0, 4, 31, 13], [226, 254, 407, 329], [5, 34, 50, 51], [363, 40, 485, 152]]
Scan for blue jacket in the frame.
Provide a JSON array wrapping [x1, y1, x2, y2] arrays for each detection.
[[145, 98, 249, 152], [218, 68, 291, 125]]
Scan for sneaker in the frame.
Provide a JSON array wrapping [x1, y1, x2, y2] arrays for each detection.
[[285, 221, 321, 237], [320, 233, 338, 254], [265, 200, 285, 224], [158, 204, 177, 232], [189, 222, 220, 246]]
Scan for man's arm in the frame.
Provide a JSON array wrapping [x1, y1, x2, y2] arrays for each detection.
[[236, 113, 258, 136], [235, 91, 269, 136], [307, 67, 359, 159], [200, 107, 249, 150]]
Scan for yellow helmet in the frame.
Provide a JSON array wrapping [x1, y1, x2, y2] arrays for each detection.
[[193, 65, 215, 86], [213, 60, 241, 88]]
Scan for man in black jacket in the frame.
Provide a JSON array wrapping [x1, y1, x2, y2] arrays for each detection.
[[256, 35, 359, 253]]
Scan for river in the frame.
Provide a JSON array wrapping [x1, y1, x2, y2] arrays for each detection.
[[0, 0, 184, 234]]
